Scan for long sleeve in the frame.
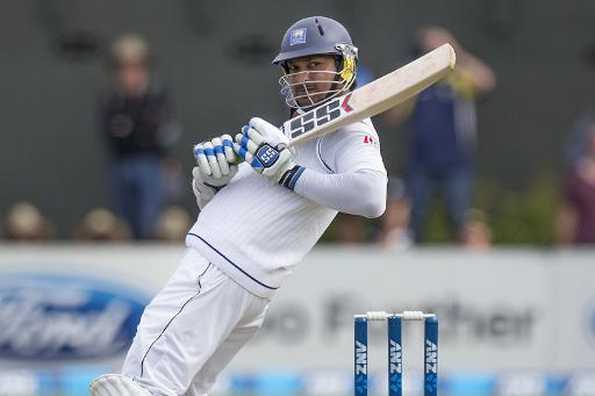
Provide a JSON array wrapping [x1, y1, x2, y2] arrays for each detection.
[[294, 168, 387, 218], [293, 118, 388, 218]]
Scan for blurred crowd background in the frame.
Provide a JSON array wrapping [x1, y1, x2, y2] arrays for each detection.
[[2, 0, 595, 248]]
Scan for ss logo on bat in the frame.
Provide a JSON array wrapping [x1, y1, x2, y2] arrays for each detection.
[[288, 97, 345, 139]]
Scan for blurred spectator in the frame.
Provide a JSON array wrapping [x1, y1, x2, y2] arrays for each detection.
[[558, 127, 595, 245], [99, 34, 181, 239], [161, 157, 185, 204], [334, 214, 366, 244], [154, 206, 192, 242], [72, 208, 131, 241], [385, 26, 496, 243], [3, 202, 54, 241], [461, 208, 492, 250], [565, 44, 595, 164], [356, 64, 374, 87], [377, 178, 413, 250], [565, 111, 595, 165]]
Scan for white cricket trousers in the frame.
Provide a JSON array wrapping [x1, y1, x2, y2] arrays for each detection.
[[122, 248, 270, 396]]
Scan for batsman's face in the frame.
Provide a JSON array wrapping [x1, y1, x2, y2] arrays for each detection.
[[285, 55, 339, 107]]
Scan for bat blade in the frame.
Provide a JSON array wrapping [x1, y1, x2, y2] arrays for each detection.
[[284, 43, 456, 147]]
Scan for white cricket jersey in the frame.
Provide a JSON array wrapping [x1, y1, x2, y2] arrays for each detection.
[[186, 118, 386, 298]]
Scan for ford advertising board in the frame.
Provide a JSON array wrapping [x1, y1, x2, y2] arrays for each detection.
[[0, 273, 148, 360]]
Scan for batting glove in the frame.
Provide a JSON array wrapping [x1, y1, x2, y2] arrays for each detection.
[[192, 134, 238, 209], [191, 165, 237, 210], [233, 117, 305, 190], [193, 134, 237, 180]]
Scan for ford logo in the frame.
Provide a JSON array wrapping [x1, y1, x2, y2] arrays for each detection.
[[0, 273, 149, 360]]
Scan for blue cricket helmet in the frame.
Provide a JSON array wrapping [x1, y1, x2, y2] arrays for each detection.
[[273, 16, 359, 110], [272, 16, 356, 65]]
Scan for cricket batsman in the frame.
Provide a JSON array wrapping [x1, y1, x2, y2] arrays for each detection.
[[91, 15, 387, 396]]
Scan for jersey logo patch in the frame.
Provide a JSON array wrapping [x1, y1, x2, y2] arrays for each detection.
[[363, 135, 375, 144], [255, 144, 280, 168], [289, 28, 307, 46]]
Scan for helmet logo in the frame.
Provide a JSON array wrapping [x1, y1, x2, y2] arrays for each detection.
[[289, 28, 307, 46]]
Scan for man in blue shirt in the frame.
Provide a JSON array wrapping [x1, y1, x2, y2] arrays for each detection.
[[387, 27, 495, 242]]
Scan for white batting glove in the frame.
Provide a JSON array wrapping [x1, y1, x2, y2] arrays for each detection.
[[193, 134, 237, 180], [192, 165, 237, 210], [192, 134, 238, 210], [233, 117, 305, 190]]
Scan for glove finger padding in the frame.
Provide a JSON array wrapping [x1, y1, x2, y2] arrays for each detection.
[[235, 132, 261, 156], [249, 117, 289, 146], [232, 141, 259, 169], [193, 133, 239, 179], [193, 143, 212, 176], [241, 125, 267, 147], [211, 137, 230, 176], [220, 134, 236, 163], [202, 142, 222, 179]]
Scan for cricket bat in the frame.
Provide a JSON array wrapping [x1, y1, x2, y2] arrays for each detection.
[[284, 43, 456, 147]]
